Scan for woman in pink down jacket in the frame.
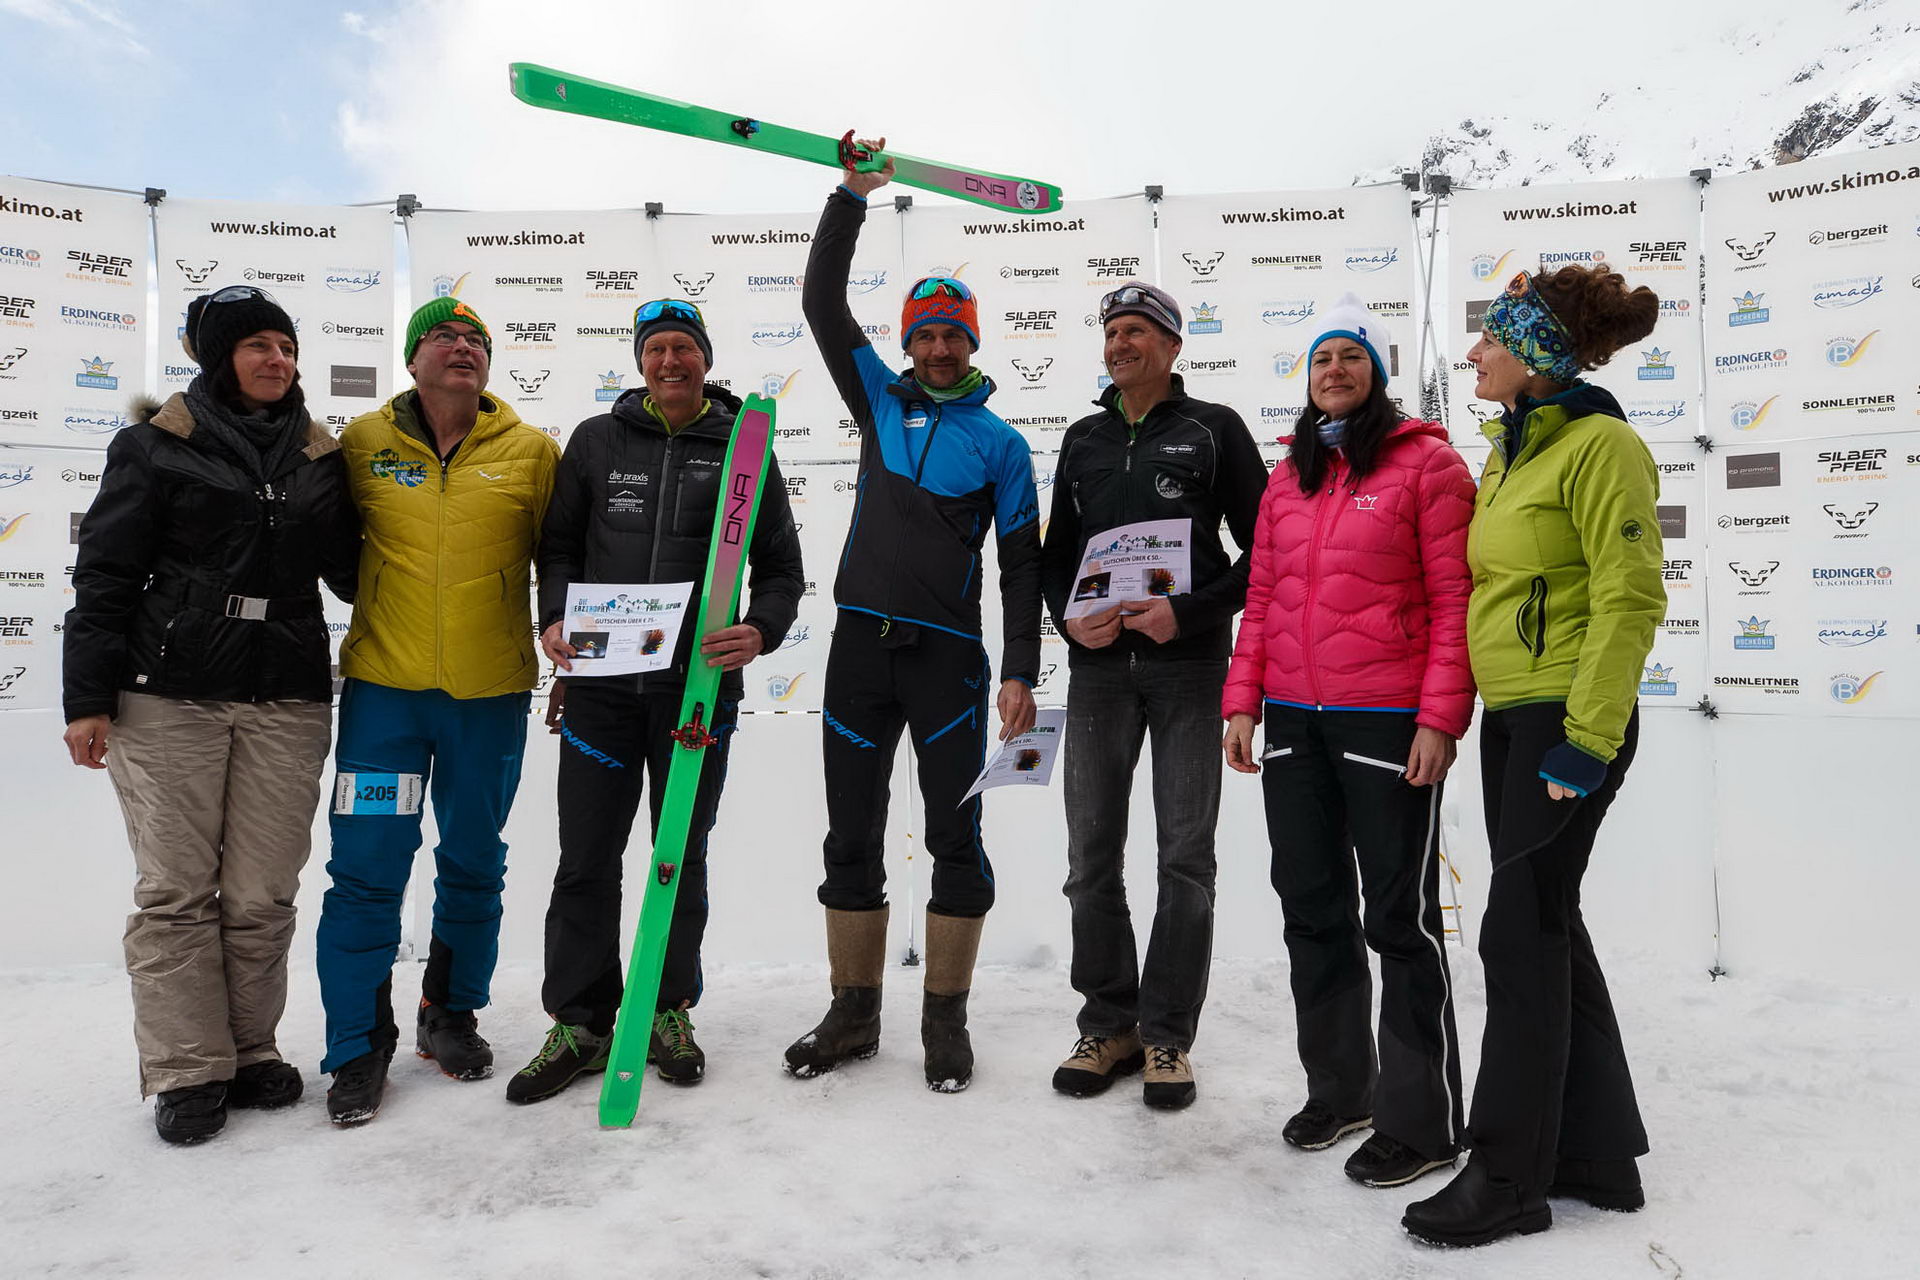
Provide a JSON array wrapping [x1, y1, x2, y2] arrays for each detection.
[[1222, 293, 1477, 1192]]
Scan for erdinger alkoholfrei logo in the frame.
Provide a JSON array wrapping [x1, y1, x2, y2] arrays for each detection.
[[175, 259, 217, 285], [1637, 348, 1675, 381], [1829, 671, 1882, 705], [369, 448, 428, 488], [1824, 331, 1879, 367], [1010, 357, 1052, 385], [766, 672, 806, 702], [1725, 232, 1775, 264], [508, 369, 550, 395], [74, 355, 117, 390], [1729, 292, 1770, 327], [673, 272, 714, 300], [1182, 252, 1224, 278], [1638, 664, 1678, 696], [595, 370, 625, 403], [1733, 616, 1775, 650]]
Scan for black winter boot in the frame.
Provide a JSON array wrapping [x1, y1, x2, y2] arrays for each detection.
[[922, 992, 973, 1092], [327, 1049, 392, 1126], [785, 987, 883, 1077], [228, 1060, 303, 1110], [154, 1082, 228, 1145], [416, 1000, 494, 1081], [1548, 1157, 1644, 1211], [1402, 1159, 1552, 1247]]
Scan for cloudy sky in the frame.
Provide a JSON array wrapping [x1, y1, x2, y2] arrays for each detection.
[[1, 0, 1788, 214]]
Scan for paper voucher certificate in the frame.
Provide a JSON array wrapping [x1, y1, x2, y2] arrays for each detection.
[[1063, 518, 1193, 620], [560, 582, 695, 677], [964, 707, 1068, 801]]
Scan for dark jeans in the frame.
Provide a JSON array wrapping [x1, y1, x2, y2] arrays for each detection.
[[1062, 654, 1225, 1050], [818, 611, 995, 918], [1259, 704, 1463, 1158], [1469, 701, 1648, 1194], [542, 680, 737, 1032]]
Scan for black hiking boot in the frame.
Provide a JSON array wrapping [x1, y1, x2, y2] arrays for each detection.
[[228, 1060, 303, 1110], [1344, 1133, 1459, 1188], [506, 1022, 609, 1104], [327, 1049, 391, 1126], [1282, 1100, 1373, 1150], [154, 1082, 228, 1145], [1403, 1160, 1552, 1247], [649, 1009, 706, 1085], [416, 1000, 493, 1081], [784, 987, 882, 1078]]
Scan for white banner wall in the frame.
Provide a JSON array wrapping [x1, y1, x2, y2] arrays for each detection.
[[0, 177, 150, 446], [738, 460, 851, 715], [0, 449, 98, 713], [1705, 430, 1918, 716], [153, 199, 395, 434], [1156, 187, 1422, 447], [404, 208, 661, 447], [650, 205, 901, 463], [1703, 141, 1920, 442], [1447, 178, 1704, 447], [899, 198, 1155, 454]]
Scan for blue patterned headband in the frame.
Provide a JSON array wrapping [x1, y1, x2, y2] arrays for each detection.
[[1482, 272, 1582, 384]]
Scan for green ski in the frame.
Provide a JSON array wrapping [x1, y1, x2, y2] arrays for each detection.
[[597, 393, 777, 1129], [509, 62, 1065, 215]]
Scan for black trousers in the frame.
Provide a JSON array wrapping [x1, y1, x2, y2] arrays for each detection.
[[1259, 704, 1463, 1158], [819, 611, 994, 918], [543, 680, 737, 1033], [1468, 701, 1648, 1193]]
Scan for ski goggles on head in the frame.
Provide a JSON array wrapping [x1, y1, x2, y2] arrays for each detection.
[[634, 298, 705, 328], [1098, 282, 1181, 337], [908, 276, 973, 301]]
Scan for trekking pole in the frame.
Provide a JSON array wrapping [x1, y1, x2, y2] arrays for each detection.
[[902, 749, 921, 966]]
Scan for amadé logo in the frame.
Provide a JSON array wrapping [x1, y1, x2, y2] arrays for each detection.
[[1259, 300, 1315, 327], [1811, 276, 1884, 309], [750, 322, 804, 348], [1344, 247, 1399, 273], [1816, 619, 1886, 648]]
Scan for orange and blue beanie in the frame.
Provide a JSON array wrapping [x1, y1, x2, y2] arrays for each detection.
[[901, 278, 980, 351]]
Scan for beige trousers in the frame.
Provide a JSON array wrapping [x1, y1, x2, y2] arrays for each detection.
[[107, 692, 332, 1096]]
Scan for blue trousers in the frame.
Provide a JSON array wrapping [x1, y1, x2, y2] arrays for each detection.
[[317, 679, 530, 1073]]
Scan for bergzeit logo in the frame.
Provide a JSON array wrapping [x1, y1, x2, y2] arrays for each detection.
[[1809, 223, 1889, 247], [1716, 512, 1790, 532], [1000, 264, 1061, 281], [321, 321, 385, 340], [242, 267, 305, 286]]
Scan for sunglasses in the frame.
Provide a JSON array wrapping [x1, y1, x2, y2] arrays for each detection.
[[1098, 284, 1179, 332], [635, 298, 705, 328], [193, 285, 279, 358], [910, 276, 973, 301]]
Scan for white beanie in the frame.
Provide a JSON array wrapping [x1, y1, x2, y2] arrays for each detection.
[[1306, 292, 1388, 382]]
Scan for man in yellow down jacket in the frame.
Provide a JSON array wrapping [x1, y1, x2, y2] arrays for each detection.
[[316, 296, 559, 1125]]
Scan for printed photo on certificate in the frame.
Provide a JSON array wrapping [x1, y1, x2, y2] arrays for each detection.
[[1063, 518, 1193, 620]]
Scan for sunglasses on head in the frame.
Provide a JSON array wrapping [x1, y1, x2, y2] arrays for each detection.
[[910, 276, 972, 301], [635, 298, 705, 328], [1098, 284, 1177, 327], [193, 285, 279, 357]]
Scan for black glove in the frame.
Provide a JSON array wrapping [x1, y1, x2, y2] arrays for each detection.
[[1537, 739, 1607, 797]]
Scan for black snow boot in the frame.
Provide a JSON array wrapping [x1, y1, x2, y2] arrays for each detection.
[[327, 1049, 392, 1127], [1548, 1157, 1644, 1211], [154, 1082, 228, 1145], [1402, 1159, 1552, 1247], [785, 906, 888, 1079], [416, 999, 494, 1081], [228, 1060, 303, 1110], [921, 910, 984, 1093]]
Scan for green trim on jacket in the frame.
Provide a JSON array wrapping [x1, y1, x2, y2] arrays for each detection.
[[1466, 383, 1666, 761]]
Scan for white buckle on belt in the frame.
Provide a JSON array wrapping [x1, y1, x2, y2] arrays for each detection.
[[225, 594, 269, 621]]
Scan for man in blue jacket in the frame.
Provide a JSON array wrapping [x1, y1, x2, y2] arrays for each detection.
[[787, 149, 1041, 1094]]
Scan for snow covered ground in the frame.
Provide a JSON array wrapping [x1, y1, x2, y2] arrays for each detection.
[[4, 948, 1913, 1279]]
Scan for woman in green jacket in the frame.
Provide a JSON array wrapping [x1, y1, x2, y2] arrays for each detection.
[[1403, 265, 1662, 1247]]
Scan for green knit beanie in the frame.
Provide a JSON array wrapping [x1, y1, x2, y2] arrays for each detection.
[[405, 296, 491, 361]]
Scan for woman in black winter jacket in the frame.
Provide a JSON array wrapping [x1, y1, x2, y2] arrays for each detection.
[[61, 286, 358, 1145]]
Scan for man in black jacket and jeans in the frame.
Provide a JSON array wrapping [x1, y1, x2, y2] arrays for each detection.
[[1042, 282, 1264, 1110], [506, 300, 803, 1102]]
